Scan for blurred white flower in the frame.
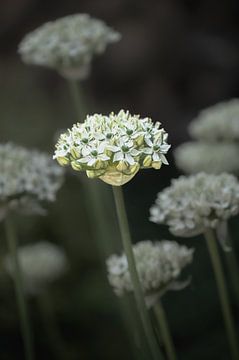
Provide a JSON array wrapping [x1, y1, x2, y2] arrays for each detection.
[[18, 14, 121, 80], [189, 99, 239, 142], [106, 240, 193, 308], [0, 143, 64, 221], [150, 173, 239, 237], [174, 142, 239, 175], [4, 241, 68, 295], [54, 110, 170, 186]]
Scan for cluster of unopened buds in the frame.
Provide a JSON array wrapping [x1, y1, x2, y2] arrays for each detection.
[[54, 110, 170, 185]]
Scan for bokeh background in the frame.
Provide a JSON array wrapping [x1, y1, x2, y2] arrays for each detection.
[[1, 0, 239, 359]]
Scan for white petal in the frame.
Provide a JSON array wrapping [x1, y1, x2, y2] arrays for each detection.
[[125, 154, 135, 165], [131, 149, 141, 156], [160, 154, 169, 165], [113, 152, 124, 162], [145, 137, 153, 147], [78, 156, 91, 163], [107, 145, 119, 152], [100, 154, 110, 161], [152, 152, 160, 162], [142, 147, 152, 155], [82, 147, 91, 156], [88, 158, 96, 166]]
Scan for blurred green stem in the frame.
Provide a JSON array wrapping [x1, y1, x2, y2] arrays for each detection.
[[154, 300, 177, 360], [219, 222, 239, 304], [4, 217, 34, 360], [68, 80, 87, 121], [112, 186, 164, 360], [37, 292, 66, 360], [204, 228, 239, 360]]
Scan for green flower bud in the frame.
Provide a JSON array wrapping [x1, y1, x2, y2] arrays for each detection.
[[143, 155, 152, 167], [57, 157, 69, 166], [71, 160, 82, 171], [70, 148, 80, 160], [116, 161, 128, 172]]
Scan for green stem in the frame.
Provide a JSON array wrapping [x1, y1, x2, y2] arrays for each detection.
[[37, 292, 66, 360], [219, 222, 239, 304], [204, 228, 239, 360], [4, 217, 34, 360], [154, 300, 177, 360], [112, 186, 164, 360], [68, 79, 87, 121]]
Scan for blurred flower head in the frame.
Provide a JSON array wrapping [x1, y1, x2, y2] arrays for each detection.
[[106, 240, 193, 308], [174, 142, 239, 175], [189, 99, 239, 142], [54, 110, 170, 186], [150, 173, 239, 237], [18, 13, 121, 80], [0, 143, 64, 221], [4, 241, 68, 295]]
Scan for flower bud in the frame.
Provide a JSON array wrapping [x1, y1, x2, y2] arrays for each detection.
[[143, 155, 152, 167], [116, 161, 128, 172], [152, 161, 162, 170], [57, 157, 69, 166]]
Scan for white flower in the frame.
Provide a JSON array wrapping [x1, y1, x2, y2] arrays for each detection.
[[4, 241, 68, 295], [106, 240, 194, 308], [108, 139, 141, 165], [174, 142, 239, 175], [0, 143, 64, 220], [150, 173, 239, 237], [18, 14, 121, 80], [189, 99, 239, 142], [54, 110, 170, 185]]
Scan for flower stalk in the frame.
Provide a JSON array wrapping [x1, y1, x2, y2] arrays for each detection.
[[68, 80, 87, 122], [4, 217, 34, 360], [204, 228, 239, 360], [154, 300, 177, 360], [112, 185, 164, 360]]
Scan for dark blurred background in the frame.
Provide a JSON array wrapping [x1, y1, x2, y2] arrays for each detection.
[[0, 0, 239, 359]]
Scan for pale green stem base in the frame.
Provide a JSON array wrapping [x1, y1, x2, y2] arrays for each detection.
[[204, 229, 239, 360], [4, 217, 34, 360], [154, 300, 177, 360], [112, 186, 164, 360]]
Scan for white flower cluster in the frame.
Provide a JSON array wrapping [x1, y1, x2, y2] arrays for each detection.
[[4, 241, 68, 295], [106, 240, 193, 307], [174, 142, 239, 175], [189, 99, 239, 141], [54, 110, 170, 186], [150, 173, 239, 237], [18, 14, 121, 80], [0, 143, 63, 220]]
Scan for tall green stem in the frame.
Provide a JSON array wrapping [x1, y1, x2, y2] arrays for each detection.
[[4, 217, 34, 360], [154, 300, 177, 360], [68, 79, 87, 121], [204, 228, 239, 360], [112, 186, 164, 360], [218, 222, 239, 304]]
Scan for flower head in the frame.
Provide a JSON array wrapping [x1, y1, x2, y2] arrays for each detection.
[[18, 14, 121, 80], [174, 142, 239, 175], [4, 241, 68, 295], [0, 143, 63, 220], [54, 110, 170, 185], [189, 99, 239, 142], [150, 173, 239, 237], [106, 240, 193, 308]]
